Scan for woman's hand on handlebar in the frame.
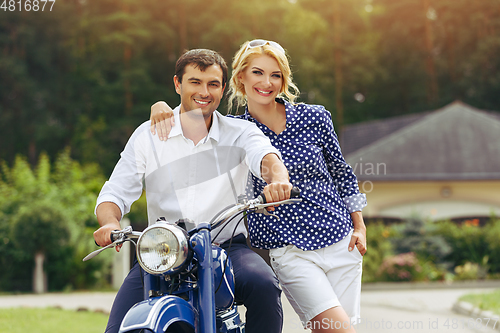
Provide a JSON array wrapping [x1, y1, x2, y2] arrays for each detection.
[[150, 101, 175, 141]]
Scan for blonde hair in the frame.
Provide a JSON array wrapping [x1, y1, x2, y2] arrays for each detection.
[[227, 40, 300, 112]]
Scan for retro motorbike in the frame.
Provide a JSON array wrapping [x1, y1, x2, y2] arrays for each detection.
[[83, 188, 300, 333]]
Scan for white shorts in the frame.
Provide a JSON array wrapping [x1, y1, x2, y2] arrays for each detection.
[[269, 231, 363, 327]]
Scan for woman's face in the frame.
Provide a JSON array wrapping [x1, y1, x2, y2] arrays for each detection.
[[239, 55, 283, 107]]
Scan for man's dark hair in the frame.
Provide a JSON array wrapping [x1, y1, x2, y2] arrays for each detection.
[[175, 49, 228, 87]]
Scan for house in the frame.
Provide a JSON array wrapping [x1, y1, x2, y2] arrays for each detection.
[[341, 101, 500, 222]]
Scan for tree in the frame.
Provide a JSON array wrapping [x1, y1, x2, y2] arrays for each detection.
[[1, 0, 500, 176], [0, 150, 112, 291], [11, 202, 69, 293]]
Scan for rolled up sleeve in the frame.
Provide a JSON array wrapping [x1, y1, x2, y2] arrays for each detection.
[[240, 124, 282, 180], [95, 123, 148, 217]]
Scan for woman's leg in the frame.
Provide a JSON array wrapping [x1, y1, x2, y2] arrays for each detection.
[[324, 233, 363, 327], [309, 306, 356, 333], [269, 233, 362, 332]]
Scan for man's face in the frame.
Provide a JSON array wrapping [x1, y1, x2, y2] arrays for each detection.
[[174, 64, 225, 120]]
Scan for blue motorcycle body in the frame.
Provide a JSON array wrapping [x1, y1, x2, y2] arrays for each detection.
[[119, 224, 245, 333]]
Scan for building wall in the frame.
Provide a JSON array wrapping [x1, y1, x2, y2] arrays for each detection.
[[362, 180, 500, 221]]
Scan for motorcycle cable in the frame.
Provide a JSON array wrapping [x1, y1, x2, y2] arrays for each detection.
[[214, 208, 267, 296], [211, 208, 241, 244], [214, 212, 247, 295], [208, 203, 238, 226]]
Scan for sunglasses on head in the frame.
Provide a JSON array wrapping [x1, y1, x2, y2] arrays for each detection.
[[244, 39, 286, 56]]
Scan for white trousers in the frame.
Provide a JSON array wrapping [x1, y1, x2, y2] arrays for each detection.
[[269, 231, 363, 327]]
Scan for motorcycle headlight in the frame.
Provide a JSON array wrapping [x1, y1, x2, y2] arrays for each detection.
[[136, 223, 189, 275]]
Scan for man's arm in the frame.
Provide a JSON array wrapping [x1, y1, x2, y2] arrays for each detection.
[[93, 124, 149, 250], [260, 153, 292, 208], [94, 202, 123, 251]]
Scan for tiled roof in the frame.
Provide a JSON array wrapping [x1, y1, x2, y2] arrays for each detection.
[[342, 101, 500, 180]]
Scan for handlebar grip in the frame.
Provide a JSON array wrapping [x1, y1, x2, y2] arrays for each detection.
[[258, 186, 301, 204], [290, 186, 300, 198], [94, 230, 120, 247], [110, 230, 119, 243]]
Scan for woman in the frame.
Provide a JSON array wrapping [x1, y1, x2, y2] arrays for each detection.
[[151, 40, 367, 333]]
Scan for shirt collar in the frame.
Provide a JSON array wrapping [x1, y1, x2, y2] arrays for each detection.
[[168, 105, 220, 143], [243, 97, 299, 128]]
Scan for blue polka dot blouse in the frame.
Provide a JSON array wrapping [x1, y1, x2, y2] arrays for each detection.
[[233, 98, 367, 251]]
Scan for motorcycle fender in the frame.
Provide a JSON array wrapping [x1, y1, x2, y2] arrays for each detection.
[[120, 295, 197, 333]]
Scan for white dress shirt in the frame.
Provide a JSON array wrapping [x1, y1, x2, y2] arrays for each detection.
[[96, 106, 281, 243]]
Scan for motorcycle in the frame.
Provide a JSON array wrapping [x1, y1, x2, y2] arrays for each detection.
[[83, 188, 300, 333]]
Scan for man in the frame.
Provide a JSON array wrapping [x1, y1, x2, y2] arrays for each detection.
[[93, 49, 292, 333]]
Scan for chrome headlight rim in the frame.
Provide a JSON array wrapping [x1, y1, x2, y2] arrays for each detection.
[[136, 222, 189, 275]]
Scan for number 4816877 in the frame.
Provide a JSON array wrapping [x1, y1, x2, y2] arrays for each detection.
[[1, 0, 56, 11]]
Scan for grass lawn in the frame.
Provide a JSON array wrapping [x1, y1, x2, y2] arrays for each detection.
[[459, 289, 500, 315], [0, 307, 108, 333]]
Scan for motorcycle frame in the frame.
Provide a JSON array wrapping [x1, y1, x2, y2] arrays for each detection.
[[119, 223, 243, 333]]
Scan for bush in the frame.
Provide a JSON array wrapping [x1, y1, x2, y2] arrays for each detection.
[[485, 218, 500, 273], [363, 217, 500, 283], [433, 219, 495, 275], [392, 217, 452, 265], [454, 261, 487, 280], [377, 252, 422, 282], [362, 221, 395, 282]]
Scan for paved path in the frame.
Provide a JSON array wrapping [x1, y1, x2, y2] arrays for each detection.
[[357, 288, 499, 333], [1, 283, 499, 333], [281, 283, 500, 333]]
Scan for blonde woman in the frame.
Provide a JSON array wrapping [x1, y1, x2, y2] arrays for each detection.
[[150, 40, 367, 333]]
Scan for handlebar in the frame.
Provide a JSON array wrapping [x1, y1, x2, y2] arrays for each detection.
[[257, 186, 301, 204], [210, 186, 302, 230], [85, 187, 301, 261], [84, 226, 141, 261]]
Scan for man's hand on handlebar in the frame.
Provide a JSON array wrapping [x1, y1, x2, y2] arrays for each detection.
[[262, 182, 293, 211], [94, 202, 124, 251], [93, 223, 123, 252]]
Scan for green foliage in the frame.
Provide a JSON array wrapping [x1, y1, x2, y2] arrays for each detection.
[[433, 219, 492, 271], [376, 251, 449, 282], [392, 217, 452, 265], [362, 221, 394, 282], [1, 0, 500, 288], [2, 0, 500, 174], [377, 252, 423, 282], [454, 261, 488, 281], [364, 220, 450, 282], [484, 218, 500, 273], [365, 218, 500, 282], [0, 149, 110, 291], [460, 289, 500, 315], [11, 201, 70, 255]]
